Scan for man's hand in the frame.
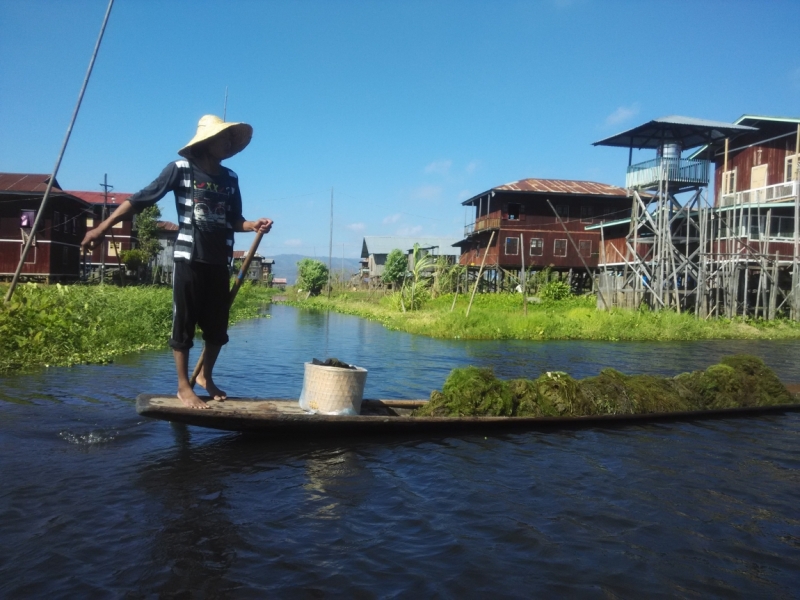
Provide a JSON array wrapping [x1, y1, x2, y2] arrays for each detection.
[[80, 228, 105, 252], [251, 218, 273, 234]]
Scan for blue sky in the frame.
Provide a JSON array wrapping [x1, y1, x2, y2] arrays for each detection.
[[2, 0, 799, 257]]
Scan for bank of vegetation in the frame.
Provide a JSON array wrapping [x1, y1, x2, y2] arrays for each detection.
[[285, 250, 800, 341], [284, 290, 800, 342], [0, 283, 276, 373]]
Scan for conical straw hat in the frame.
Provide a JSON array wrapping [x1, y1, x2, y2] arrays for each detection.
[[178, 114, 253, 159]]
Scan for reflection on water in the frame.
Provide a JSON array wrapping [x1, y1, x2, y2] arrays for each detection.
[[0, 304, 799, 596]]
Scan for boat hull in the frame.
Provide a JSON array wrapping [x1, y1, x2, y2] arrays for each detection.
[[136, 394, 800, 434]]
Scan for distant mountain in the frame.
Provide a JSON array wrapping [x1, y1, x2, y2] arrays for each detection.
[[268, 254, 362, 284]]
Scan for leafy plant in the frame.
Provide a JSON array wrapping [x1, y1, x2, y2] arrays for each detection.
[[119, 248, 150, 272], [383, 249, 407, 289], [297, 258, 329, 296], [539, 280, 571, 301]]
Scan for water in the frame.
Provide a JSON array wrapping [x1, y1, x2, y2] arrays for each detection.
[[1, 304, 799, 597]]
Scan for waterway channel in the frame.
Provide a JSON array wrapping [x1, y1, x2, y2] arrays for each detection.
[[1, 304, 799, 597]]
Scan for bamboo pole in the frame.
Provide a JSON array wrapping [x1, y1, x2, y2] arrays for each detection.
[[189, 231, 264, 386], [466, 231, 495, 318], [4, 0, 115, 303], [546, 199, 608, 309], [520, 233, 527, 316]]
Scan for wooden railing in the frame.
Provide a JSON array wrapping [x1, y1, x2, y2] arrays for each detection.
[[464, 217, 501, 237], [626, 157, 709, 189], [720, 180, 798, 207]]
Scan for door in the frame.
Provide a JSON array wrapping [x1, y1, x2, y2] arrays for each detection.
[[751, 164, 768, 202]]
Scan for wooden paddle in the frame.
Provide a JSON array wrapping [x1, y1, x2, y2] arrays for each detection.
[[189, 230, 265, 387]]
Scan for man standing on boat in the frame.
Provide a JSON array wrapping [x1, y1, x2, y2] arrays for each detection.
[[81, 115, 272, 409]]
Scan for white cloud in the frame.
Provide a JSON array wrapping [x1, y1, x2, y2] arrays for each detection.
[[412, 185, 443, 201], [397, 225, 423, 236], [604, 103, 640, 128], [284, 239, 303, 247], [347, 222, 365, 231], [465, 160, 479, 175], [383, 213, 402, 224], [424, 159, 452, 175]]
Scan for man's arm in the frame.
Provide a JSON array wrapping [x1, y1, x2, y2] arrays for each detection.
[[80, 200, 136, 251], [233, 217, 273, 234]]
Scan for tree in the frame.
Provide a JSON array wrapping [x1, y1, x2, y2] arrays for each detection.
[[134, 205, 162, 260], [297, 258, 329, 296], [383, 249, 407, 289]]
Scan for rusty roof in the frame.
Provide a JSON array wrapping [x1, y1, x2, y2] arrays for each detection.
[[463, 178, 628, 205], [0, 172, 62, 192], [157, 220, 179, 232], [66, 190, 134, 205]]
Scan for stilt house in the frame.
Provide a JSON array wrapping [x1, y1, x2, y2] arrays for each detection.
[[455, 178, 630, 290]]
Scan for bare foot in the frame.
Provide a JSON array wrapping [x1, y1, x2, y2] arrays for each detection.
[[177, 386, 210, 409], [196, 374, 227, 401]]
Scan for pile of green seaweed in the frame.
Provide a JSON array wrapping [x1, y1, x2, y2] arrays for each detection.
[[414, 355, 792, 418]]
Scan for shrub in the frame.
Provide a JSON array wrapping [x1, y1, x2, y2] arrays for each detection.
[[539, 280, 571, 301], [297, 259, 329, 296]]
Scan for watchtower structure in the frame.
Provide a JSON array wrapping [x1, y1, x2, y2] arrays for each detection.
[[593, 116, 755, 312]]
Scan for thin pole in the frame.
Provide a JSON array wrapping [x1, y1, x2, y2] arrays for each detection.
[[327, 187, 333, 298], [466, 231, 495, 317], [223, 86, 229, 121], [4, 0, 114, 303], [520, 233, 527, 316]]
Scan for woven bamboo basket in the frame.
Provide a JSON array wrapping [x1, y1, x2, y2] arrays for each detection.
[[298, 362, 368, 415]]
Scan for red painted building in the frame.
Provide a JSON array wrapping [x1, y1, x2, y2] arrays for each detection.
[[456, 178, 631, 274], [66, 190, 134, 275], [0, 173, 89, 282]]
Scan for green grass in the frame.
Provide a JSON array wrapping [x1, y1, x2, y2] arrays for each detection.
[[0, 282, 276, 373], [284, 289, 800, 341]]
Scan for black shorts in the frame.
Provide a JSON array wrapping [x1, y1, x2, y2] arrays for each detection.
[[169, 261, 230, 351]]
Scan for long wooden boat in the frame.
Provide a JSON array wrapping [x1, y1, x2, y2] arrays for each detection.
[[136, 392, 800, 435]]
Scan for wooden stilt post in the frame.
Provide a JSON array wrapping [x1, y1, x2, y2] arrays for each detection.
[[466, 231, 495, 318]]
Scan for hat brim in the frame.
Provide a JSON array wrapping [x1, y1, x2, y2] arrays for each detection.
[[178, 122, 253, 160]]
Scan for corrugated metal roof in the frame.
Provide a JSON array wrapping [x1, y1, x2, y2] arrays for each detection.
[[495, 178, 627, 196], [157, 220, 179, 232], [361, 236, 461, 258], [688, 114, 800, 159], [0, 172, 61, 192], [462, 178, 628, 206], [66, 190, 134, 205], [593, 115, 756, 150]]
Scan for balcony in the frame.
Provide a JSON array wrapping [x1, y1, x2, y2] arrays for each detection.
[[720, 180, 798, 207], [626, 157, 709, 190], [464, 217, 501, 237]]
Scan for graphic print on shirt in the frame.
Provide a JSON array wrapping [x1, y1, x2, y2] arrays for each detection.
[[192, 181, 236, 232]]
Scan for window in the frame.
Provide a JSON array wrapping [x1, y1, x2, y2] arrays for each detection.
[[721, 169, 737, 195], [112, 219, 124, 229], [507, 203, 521, 220], [555, 205, 569, 218], [63, 213, 69, 232], [580, 205, 593, 223], [554, 239, 567, 257], [108, 241, 120, 257], [62, 246, 70, 266], [20, 210, 35, 228], [505, 237, 519, 255], [53, 211, 61, 231], [786, 155, 798, 183], [86, 216, 94, 228], [579, 240, 592, 257], [530, 238, 544, 256]]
